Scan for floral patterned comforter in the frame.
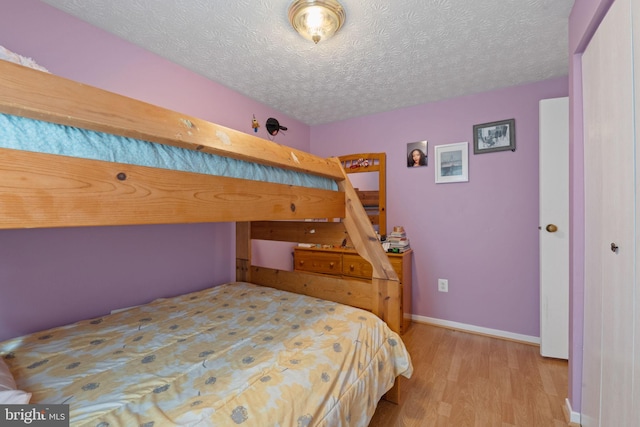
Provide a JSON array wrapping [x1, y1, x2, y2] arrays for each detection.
[[1, 282, 413, 426]]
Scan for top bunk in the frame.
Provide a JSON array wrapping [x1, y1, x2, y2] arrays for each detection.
[[0, 60, 347, 228]]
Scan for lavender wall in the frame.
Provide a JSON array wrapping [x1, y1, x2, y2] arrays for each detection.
[[311, 78, 568, 338], [567, 0, 615, 415], [1, 0, 572, 380], [0, 0, 310, 341]]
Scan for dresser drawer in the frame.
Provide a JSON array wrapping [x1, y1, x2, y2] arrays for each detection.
[[342, 254, 373, 278], [343, 254, 405, 281], [388, 257, 404, 282], [293, 247, 412, 334], [294, 250, 342, 274]]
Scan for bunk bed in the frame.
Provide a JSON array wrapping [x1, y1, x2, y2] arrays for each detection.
[[0, 58, 411, 426]]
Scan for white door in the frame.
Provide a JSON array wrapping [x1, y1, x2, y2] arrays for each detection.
[[539, 97, 569, 359], [582, 0, 637, 425]]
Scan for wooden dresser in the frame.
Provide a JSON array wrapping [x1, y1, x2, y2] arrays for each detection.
[[293, 246, 412, 334]]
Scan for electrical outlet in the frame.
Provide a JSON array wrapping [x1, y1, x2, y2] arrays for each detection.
[[438, 278, 448, 292]]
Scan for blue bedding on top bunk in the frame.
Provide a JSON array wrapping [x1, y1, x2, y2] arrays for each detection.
[[0, 113, 338, 190]]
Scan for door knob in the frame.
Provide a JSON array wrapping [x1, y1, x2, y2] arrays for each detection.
[[545, 224, 558, 233], [611, 243, 619, 253]]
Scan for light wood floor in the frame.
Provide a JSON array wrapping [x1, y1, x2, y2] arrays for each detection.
[[370, 322, 570, 427]]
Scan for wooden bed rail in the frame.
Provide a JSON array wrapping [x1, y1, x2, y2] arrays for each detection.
[[249, 220, 348, 246], [0, 60, 344, 181], [0, 147, 345, 229]]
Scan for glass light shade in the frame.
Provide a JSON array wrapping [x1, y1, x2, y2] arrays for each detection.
[[288, 0, 346, 44]]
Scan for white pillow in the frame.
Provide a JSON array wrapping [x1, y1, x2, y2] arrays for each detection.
[[0, 358, 16, 391], [0, 45, 49, 73], [0, 389, 31, 404], [0, 358, 31, 404]]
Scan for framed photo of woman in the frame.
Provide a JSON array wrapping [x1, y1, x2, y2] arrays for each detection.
[[407, 140, 428, 168]]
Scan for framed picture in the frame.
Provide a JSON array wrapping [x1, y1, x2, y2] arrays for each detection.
[[473, 119, 516, 154], [407, 140, 428, 168], [435, 142, 469, 183]]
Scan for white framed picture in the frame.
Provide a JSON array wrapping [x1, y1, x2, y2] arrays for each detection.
[[434, 142, 469, 183]]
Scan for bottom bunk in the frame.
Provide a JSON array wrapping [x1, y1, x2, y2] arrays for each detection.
[[0, 281, 413, 427]]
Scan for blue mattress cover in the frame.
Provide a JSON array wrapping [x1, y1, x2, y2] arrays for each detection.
[[0, 113, 338, 191]]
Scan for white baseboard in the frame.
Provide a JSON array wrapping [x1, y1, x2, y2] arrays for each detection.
[[564, 398, 582, 426], [411, 314, 540, 345]]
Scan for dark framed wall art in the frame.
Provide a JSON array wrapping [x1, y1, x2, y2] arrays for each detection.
[[473, 119, 516, 154]]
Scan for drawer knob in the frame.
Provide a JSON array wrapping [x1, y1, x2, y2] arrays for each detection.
[[329, 262, 335, 268], [299, 260, 305, 265], [350, 264, 355, 270]]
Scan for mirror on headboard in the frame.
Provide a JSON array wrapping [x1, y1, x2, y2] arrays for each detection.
[[338, 153, 387, 238]]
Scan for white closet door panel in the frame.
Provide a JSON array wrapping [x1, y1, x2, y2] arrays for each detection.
[[599, 91, 635, 427], [598, 1, 635, 424], [633, 0, 640, 424], [582, 0, 636, 425], [582, 36, 606, 427]]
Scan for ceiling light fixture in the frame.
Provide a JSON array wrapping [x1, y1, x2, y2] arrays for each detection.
[[288, 0, 346, 44]]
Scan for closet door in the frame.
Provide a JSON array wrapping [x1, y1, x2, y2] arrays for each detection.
[[582, 0, 636, 425], [633, 0, 640, 425]]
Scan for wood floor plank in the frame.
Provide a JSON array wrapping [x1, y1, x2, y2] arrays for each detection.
[[369, 323, 570, 427]]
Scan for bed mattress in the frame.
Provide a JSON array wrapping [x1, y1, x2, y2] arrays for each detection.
[[0, 113, 338, 191], [0, 282, 412, 427]]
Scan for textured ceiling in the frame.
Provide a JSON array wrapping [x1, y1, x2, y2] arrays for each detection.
[[41, 0, 574, 125]]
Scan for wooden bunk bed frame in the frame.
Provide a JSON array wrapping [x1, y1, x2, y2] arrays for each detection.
[[338, 153, 386, 238], [0, 60, 404, 402]]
